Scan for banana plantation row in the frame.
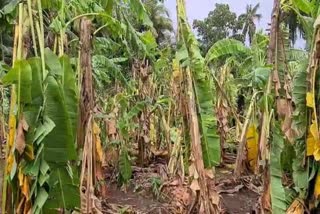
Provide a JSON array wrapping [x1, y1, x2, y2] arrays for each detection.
[[0, 0, 319, 213]]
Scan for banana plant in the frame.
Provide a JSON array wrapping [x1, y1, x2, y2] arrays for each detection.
[[175, 0, 221, 213]]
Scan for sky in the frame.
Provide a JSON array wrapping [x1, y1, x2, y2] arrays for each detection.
[[164, 0, 272, 32], [164, 0, 305, 48]]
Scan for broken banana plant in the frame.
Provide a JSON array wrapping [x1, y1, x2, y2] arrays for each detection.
[[176, 0, 220, 213], [258, 0, 280, 211], [78, 18, 105, 213]]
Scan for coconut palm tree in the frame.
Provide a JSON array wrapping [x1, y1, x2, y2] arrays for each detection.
[[143, 0, 173, 44], [238, 3, 262, 44]]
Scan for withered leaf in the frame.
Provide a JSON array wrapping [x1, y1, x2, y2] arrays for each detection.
[[190, 179, 200, 193], [16, 116, 29, 155]]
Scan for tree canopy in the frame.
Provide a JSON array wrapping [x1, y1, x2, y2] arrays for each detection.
[[193, 4, 243, 53]]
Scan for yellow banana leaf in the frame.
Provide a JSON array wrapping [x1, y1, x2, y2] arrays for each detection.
[[246, 124, 259, 172]]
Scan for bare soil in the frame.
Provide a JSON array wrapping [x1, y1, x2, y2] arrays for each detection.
[[102, 164, 260, 214], [221, 189, 258, 214], [103, 183, 170, 213]]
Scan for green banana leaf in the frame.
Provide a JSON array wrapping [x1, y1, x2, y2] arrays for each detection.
[[44, 48, 62, 76], [292, 0, 313, 15], [43, 75, 77, 162], [24, 58, 44, 155], [130, 0, 153, 27], [292, 69, 308, 135], [271, 124, 292, 213], [32, 187, 49, 213], [292, 138, 308, 198], [205, 38, 249, 64], [61, 55, 78, 143], [2, 59, 32, 104], [43, 165, 80, 211]]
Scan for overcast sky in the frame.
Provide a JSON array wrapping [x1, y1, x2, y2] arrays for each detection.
[[164, 0, 305, 48], [164, 0, 272, 31]]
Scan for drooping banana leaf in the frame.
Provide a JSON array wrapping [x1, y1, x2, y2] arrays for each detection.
[[292, 137, 308, 198], [2, 59, 32, 104], [31, 187, 49, 213], [271, 124, 292, 213], [292, 69, 308, 135], [28, 58, 43, 103], [177, 0, 220, 167], [44, 48, 62, 76], [42, 75, 77, 162], [205, 39, 250, 64], [43, 165, 80, 211], [23, 58, 43, 125], [24, 58, 44, 159], [129, 0, 153, 27], [292, 0, 313, 15], [60, 55, 78, 143], [0, 0, 20, 16]]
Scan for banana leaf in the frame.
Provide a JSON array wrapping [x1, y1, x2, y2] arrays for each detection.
[[292, 0, 313, 15], [43, 165, 80, 211], [61, 55, 78, 143], [205, 39, 249, 64], [43, 75, 77, 162], [271, 124, 292, 213], [292, 69, 308, 135], [2, 59, 32, 104], [177, 0, 220, 167]]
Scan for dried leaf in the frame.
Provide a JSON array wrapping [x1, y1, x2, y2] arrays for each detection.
[[18, 168, 30, 199], [199, 201, 205, 214], [218, 184, 244, 194], [8, 92, 17, 147], [18, 168, 24, 187], [106, 119, 117, 136], [210, 191, 220, 205], [189, 164, 195, 176], [16, 117, 29, 155], [104, 148, 118, 167], [188, 164, 199, 179], [182, 191, 191, 205], [22, 176, 30, 199], [150, 146, 168, 156], [143, 135, 150, 143], [190, 179, 200, 193], [150, 116, 156, 144], [286, 199, 304, 214], [93, 122, 104, 162], [169, 179, 180, 186], [6, 153, 14, 174], [205, 169, 214, 179], [276, 99, 288, 118]]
